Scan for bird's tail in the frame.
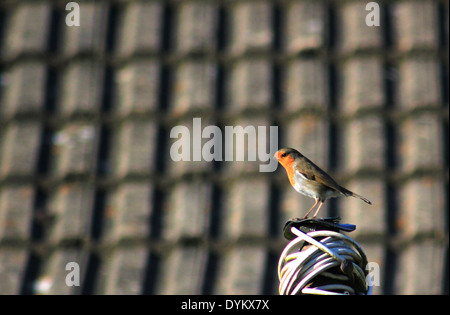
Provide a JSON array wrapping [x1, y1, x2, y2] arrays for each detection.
[[351, 192, 372, 205], [341, 187, 372, 205]]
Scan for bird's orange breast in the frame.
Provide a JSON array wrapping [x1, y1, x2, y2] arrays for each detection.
[[279, 157, 296, 188]]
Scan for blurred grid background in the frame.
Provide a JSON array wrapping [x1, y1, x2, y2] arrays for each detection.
[[0, 0, 448, 295]]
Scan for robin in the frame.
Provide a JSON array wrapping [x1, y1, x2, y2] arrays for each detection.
[[275, 147, 371, 218]]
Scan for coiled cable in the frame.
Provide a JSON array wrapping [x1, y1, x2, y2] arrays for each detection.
[[278, 225, 372, 295]]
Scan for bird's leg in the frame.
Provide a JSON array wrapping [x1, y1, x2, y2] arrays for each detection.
[[303, 198, 319, 218], [312, 200, 325, 218]]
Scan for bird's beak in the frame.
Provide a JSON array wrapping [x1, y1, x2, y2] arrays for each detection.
[[274, 151, 279, 160]]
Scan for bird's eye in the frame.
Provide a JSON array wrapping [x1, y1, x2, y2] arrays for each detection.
[[281, 153, 287, 158]]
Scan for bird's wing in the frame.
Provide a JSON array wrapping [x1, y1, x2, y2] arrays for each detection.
[[294, 156, 343, 192]]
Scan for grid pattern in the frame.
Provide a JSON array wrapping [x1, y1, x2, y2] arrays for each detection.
[[0, 0, 448, 295]]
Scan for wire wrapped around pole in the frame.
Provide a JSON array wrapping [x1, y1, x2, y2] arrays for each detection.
[[278, 226, 372, 295]]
